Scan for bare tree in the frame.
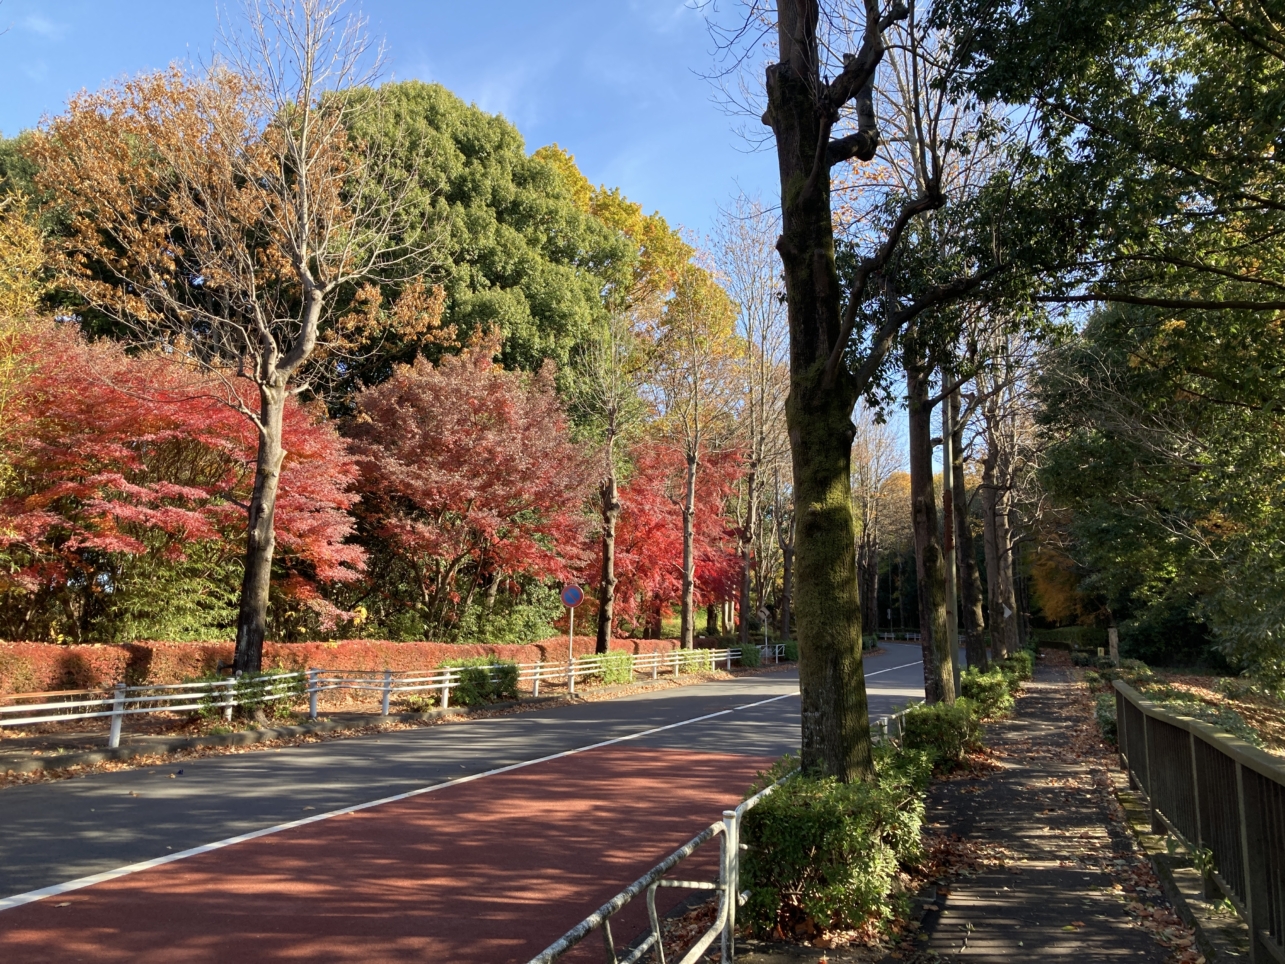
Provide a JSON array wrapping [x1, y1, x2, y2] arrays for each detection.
[[851, 404, 900, 635], [713, 197, 790, 648], [575, 310, 648, 653], [649, 266, 739, 649], [33, 0, 445, 671], [700, 0, 1016, 777]]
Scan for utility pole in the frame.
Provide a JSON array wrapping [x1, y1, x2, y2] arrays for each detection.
[[942, 382, 961, 692]]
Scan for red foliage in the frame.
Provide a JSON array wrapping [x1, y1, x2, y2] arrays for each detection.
[[594, 439, 744, 633], [0, 637, 684, 693], [348, 341, 593, 621], [0, 321, 362, 627], [0, 642, 132, 694]]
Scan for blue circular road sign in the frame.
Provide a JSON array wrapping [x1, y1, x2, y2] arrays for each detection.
[[560, 585, 584, 607]]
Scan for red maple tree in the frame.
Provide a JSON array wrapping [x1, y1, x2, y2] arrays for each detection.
[[595, 437, 744, 636], [0, 321, 362, 639], [347, 337, 593, 634]]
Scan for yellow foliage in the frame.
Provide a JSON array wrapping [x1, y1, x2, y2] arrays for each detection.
[[0, 195, 44, 318], [534, 143, 693, 307], [1029, 545, 1091, 624]]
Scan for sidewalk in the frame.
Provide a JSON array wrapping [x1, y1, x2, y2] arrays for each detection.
[[905, 654, 1198, 962]]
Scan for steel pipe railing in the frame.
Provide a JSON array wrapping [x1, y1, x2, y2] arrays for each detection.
[[1, 644, 789, 748]]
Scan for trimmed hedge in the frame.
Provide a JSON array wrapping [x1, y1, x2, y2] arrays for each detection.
[[902, 699, 983, 767], [0, 636, 686, 694], [741, 745, 932, 935], [0, 643, 131, 694]]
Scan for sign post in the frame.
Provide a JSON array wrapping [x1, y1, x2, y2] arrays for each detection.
[[561, 585, 584, 696]]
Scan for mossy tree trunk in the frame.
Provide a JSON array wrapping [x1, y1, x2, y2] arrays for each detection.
[[763, 1, 906, 782], [907, 359, 954, 703]]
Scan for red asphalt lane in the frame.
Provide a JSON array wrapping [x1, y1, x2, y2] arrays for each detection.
[[0, 745, 774, 963]]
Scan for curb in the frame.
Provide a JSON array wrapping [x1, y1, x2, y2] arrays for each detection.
[[1113, 777, 1251, 961]]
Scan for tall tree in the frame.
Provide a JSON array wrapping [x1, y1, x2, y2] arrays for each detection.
[[650, 266, 739, 648], [31, 0, 444, 671], [950, 390, 987, 645], [713, 198, 790, 649], [574, 311, 648, 652], [851, 404, 899, 635]]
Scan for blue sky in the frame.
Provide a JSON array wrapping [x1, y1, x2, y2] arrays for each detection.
[[0, 0, 779, 237]]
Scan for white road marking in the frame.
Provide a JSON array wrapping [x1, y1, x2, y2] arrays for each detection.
[[2, 662, 921, 913], [865, 659, 924, 678], [0, 689, 796, 912]]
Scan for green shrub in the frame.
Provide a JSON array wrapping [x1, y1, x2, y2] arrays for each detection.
[[680, 649, 715, 672], [442, 658, 519, 706], [997, 650, 1033, 681], [402, 692, 437, 712], [192, 669, 303, 722], [782, 639, 799, 661], [739, 642, 762, 668], [960, 666, 1015, 718], [901, 699, 983, 767], [599, 650, 635, 685], [740, 744, 931, 936], [1095, 692, 1118, 744]]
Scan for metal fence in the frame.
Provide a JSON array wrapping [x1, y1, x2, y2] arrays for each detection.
[[0, 645, 786, 749], [527, 706, 916, 964], [1115, 680, 1285, 963]]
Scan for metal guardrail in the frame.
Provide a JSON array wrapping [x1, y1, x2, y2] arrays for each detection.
[[528, 705, 916, 964], [527, 771, 790, 964], [1115, 680, 1285, 964], [0, 645, 787, 749]]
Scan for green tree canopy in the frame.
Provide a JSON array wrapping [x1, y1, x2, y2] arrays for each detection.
[[339, 81, 638, 384]]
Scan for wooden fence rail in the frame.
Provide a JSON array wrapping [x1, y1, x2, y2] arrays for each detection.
[[1115, 680, 1285, 963]]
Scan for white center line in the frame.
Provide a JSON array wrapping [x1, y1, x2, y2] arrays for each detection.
[[0, 687, 799, 913], [4, 660, 921, 913]]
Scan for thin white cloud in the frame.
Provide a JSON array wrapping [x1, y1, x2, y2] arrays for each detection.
[[22, 13, 68, 41]]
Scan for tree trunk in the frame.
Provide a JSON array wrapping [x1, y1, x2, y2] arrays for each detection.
[[952, 394, 986, 638], [980, 452, 1003, 658], [764, 0, 891, 780], [779, 538, 793, 640], [706, 602, 719, 636], [859, 537, 879, 635], [980, 442, 1018, 658], [644, 598, 661, 639], [907, 363, 954, 703], [234, 382, 287, 674], [680, 453, 698, 650], [596, 468, 620, 655], [482, 570, 500, 616], [739, 466, 758, 649]]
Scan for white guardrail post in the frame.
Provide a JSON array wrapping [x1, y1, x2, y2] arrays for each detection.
[[224, 673, 238, 722], [107, 683, 126, 749], [441, 671, 451, 709], [308, 668, 319, 720], [533, 661, 542, 697], [381, 669, 393, 716], [722, 807, 739, 963]]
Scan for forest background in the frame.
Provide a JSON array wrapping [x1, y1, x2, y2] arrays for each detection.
[[1, 0, 1282, 697]]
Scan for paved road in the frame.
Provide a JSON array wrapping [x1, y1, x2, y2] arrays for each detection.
[[0, 644, 925, 906]]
